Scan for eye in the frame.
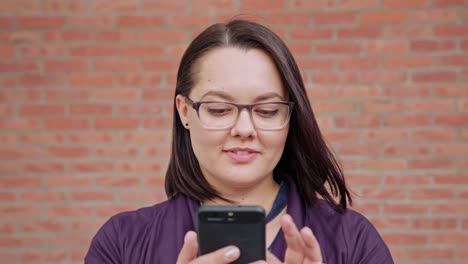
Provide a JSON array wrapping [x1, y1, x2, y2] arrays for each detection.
[[204, 103, 235, 116], [254, 107, 279, 117]]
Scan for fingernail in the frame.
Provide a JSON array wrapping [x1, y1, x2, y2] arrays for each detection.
[[224, 247, 240, 260]]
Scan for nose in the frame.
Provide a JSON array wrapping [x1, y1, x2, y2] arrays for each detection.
[[230, 109, 256, 138]]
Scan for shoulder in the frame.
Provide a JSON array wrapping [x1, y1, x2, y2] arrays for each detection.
[[85, 197, 186, 263], [305, 200, 394, 263]]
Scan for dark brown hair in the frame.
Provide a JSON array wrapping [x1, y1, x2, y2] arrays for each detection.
[[165, 19, 352, 212]]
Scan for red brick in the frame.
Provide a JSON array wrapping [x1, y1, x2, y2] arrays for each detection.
[[434, 174, 468, 184], [363, 129, 408, 142], [0, 62, 38, 72], [117, 161, 162, 173], [145, 146, 171, 157], [70, 161, 114, 173], [70, 104, 112, 115], [408, 9, 457, 23], [143, 117, 172, 128], [412, 130, 455, 142], [142, 30, 187, 42], [0, 0, 40, 13], [361, 159, 407, 170], [23, 162, 65, 173], [335, 115, 380, 128], [412, 71, 456, 83], [67, 16, 115, 28], [383, 86, 430, 97], [289, 0, 334, 9], [361, 188, 406, 199], [94, 118, 139, 129], [42, 0, 88, 13], [290, 29, 333, 40], [0, 206, 41, 218], [70, 191, 114, 201], [313, 100, 356, 114], [45, 88, 88, 101], [266, 14, 311, 25], [20, 45, 65, 58], [384, 115, 431, 127], [406, 248, 455, 259], [383, 0, 430, 7], [434, 114, 468, 126], [117, 16, 163, 27], [44, 60, 88, 73], [96, 146, 138, 158], [384, 144, 430, 156], [241, 0, 285, 10], [412, 218, 457, 229], [383, 25, 432, 37], [334, 0, 381, 9], [192, 0, 236, 11], [385, 174, 432, 185], [0, 89, 37, 104], [410, 159, 453, 169], [384, 56, 432, 68], [119, 74, 162, 87], [143, 59, 179, 71], [317, 43, 361, 54], [405, 99, 454, 112], [91, 88, 138, 101], [436, 55, 468, 67], [338, 26, 382, 38], [0, 163, 17, 174], [411, 40, 456, 52], [20, 133, 65, 144], [70, 220, 103, 232], [47, 146, 89, 158], [360, 70, 407, 84], [313, 11, 355, 24], [370, 217, 410, 229], [335, 144, 381, 157], [322, 131, 358, 142], [19, 74, 67, 87], [69, 132, 113, 143], [360, 11, 407, 24], [0, 45, 16, 59], [0, 147, 41, 159], [142, 0, 189, 11], [95, 176, 140, 187], [0, 177, 41, 188], [21, 191, 66, 202], [22, 250, 67, 262], [45, 176, 93, 188], [0, 17, 13, 28], [19, 104, 65, 116], [92, 0, 139, 11], [18, 16, 65, 28], [431, 233, 468, 244], [69, 74, 114, 87], [434, 0, 468, 7], [44, 118, 89, 130], [119, 131, 168, 144], [384, 204, 429, 215], [119, 45, 164, 57], [70, 45, 117, 56], [48, 206, 92, 217], [94, 59, 140, 72], [118, 104, 164, 115], [0, 118, 41, 130], [94, 30, 139, 42], [96, 205, 135, 217], [434, 25, 468, 36], [434, 83, 468, 98], [361, 100, 404, 113], [335, 86, 380, 98]]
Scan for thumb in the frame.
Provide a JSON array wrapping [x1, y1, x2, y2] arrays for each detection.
[[177, 231, 199, 264]]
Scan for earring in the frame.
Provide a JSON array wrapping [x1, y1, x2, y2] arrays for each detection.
[[185, 123, 188, 127]]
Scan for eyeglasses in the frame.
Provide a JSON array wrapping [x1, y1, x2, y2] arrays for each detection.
[[185, 96, 294, 130]]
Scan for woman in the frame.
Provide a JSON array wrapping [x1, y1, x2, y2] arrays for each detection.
[[85, 19, 394, 264]]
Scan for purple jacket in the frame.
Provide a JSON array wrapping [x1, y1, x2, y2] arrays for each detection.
[[85, 179, 393, 263]]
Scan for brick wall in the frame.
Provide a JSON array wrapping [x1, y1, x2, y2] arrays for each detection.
[[0, 0, 466, 263]]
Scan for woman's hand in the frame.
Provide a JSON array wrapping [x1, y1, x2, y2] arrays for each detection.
[[263, 214, 323, 264], [176, 231, 241, 264]]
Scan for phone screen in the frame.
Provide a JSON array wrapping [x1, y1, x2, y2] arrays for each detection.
[[197, 205, 265, 264]]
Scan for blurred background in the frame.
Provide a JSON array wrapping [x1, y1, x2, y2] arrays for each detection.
[[0, 0, 467, 263]]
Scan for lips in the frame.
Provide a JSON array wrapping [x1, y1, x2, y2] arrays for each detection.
[[224, 148, 259, 163]]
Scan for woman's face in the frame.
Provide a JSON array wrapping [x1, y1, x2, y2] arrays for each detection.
[[176, 47, 289, 195]]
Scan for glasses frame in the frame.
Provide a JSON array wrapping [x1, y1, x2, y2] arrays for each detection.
[[184, 96, 295, 130]]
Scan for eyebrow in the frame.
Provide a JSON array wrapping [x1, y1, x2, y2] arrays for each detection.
[[199, 90, 286, 102]]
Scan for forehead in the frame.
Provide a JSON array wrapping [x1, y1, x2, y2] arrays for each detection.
[[191, 47, 286, 101]]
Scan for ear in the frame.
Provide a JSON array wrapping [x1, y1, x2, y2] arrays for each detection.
[[175, 94, 189, 128]]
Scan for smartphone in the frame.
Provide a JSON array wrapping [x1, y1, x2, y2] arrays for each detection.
[[197, 205, 266, 264]]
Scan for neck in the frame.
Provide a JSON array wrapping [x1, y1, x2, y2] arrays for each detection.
[[203, 177, 280, 213]]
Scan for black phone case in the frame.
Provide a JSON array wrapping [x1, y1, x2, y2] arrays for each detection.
[[197, 205, 265, 264]]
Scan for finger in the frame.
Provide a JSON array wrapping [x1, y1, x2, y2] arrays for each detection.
[[281, 214, 305, 263], [300, 227, 323, 263], [192, 246, 240, 264], [177, 231, 199, 264]]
